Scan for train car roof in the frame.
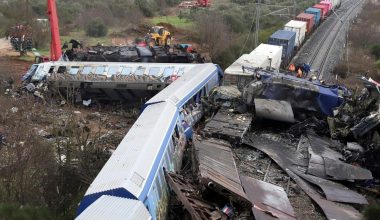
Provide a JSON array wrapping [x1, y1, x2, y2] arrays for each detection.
[[145, 63, 219, 107], [80, 102, 178, 210], [38, 61, 199, 68], [76, 195, 151, 220]]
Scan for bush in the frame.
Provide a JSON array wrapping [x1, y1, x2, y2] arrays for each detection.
[[85, 18, 108, 37], [371, 44, 380, 59], [135, 0, 156, 17], [375, 60, 380, 69]]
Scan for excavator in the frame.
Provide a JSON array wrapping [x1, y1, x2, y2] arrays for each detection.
[[146, 26, 172, 46]]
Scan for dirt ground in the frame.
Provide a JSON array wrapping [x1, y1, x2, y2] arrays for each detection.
[[0, 38, 139, 218]]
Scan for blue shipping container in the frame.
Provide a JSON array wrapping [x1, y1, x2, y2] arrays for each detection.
[[305, 7, 321, 25], [268, 30, 296, 63]]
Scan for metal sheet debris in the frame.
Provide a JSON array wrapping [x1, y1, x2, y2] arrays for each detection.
[[202, 110, 252, 144], [254, 99, 295, 123], [243, 135, 363, 220], [296, 171, 368, 204], [286, 170, 362, 220], [324, 157, 373, 180], [240, 175, 296, 220], [306, 132, 343, 160], [165, 171, 218, 220], [193, 138, 250, 205]]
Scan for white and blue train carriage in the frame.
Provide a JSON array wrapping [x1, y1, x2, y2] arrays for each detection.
[[144, 63, 223, 139], [76, 63, 223, 220]]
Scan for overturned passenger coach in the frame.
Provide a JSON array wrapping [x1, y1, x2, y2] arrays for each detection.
[[76, 63, 223, 219]]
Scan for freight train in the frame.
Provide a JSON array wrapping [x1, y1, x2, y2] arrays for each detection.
[[224, 0, 342, 87]]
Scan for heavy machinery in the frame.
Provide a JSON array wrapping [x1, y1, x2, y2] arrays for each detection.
[[147, 26, 172, 46], [197, 0, 210, 7]]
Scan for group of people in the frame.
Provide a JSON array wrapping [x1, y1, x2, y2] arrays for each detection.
[[288, 63, 311, 78]]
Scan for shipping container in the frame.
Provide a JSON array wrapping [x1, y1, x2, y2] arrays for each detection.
[[305, 7, 321, 25], [313, 4, 329, 19], [268, 30, 296, 65], [295, 13, 315, 34], [224, 44, 282, 87], [328, 0, 341, 9], [320, 0, 333, 11], [284, 20, 307, 47]]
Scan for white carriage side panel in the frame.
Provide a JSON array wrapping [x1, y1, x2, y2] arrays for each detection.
[[85, 102, 177, 198]]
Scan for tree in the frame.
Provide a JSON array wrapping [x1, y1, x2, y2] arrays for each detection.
[[194, 11, 233, 59], [85, 18, 108, 37]]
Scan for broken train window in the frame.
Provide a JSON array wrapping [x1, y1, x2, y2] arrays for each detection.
[[69, 66, 80, 75], [121, 67, 132, 75], [57, 66, 66, 74], [82, 66, 92, 75], [108, 66, 119, 76], [95, 66, 106, 75]]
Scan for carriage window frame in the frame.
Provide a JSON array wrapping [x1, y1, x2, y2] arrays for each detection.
[[149, 67, 160, 76], [135, 67, 146, 76], [95, 66, 106, 75], [121, 67, 132, 75], [69, 66, 80, 75], [82, 66, 92, 75], [108, 66, 119, 76]]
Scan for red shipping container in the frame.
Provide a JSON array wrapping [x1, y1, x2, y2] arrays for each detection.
[[295, 13, 315, 34], [313, 4, 329, 19], [320, 0, 333, 11]]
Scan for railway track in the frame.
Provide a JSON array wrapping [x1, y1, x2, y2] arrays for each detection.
[[308, 0, 363, 79]]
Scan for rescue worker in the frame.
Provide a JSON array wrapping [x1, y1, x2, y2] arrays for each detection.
[[296, 68, 303, 78], [288, 63, 296, 72]]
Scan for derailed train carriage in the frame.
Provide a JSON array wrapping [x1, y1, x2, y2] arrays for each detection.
[[76, 63, 223, 219]]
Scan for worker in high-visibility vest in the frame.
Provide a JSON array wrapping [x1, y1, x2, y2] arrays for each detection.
[[296, 68, 303, 78], [288, 63, 296, 72]]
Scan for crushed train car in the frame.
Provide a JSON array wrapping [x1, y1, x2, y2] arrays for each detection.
[[242, 69, 349, 117]]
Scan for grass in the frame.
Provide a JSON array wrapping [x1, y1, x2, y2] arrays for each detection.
[[149, 16, 194, 29]]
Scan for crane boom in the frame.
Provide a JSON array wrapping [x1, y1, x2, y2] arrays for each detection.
[[47, 0, 62, 61]]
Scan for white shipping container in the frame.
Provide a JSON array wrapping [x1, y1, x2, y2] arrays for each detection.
[[328, 0, 341, 9], [224, 44, 282, 76], [224, 44, 282, 86], [284, 20, 307, 47]]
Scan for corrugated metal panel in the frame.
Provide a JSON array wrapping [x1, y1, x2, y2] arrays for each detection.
[[320, 0, 333, 10], [284, 20, 307, 47], [85, 102, 177, 197], [296, 13, 315, 33], [146, 63, 218, 107], [313, 4, 328, 19], [268, 30, 296, 63], [76, 195, 151, 220]]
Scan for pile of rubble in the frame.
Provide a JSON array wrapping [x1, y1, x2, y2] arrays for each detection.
[[165, 73, 379, 220]]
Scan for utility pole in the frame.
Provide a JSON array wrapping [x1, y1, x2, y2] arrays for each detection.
[[254, 0, 261, 48], [293, 0, 297, 17]]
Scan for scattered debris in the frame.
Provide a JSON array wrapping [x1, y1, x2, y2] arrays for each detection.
[[240, 175, 296, 220], [242, 69, 347, 116], [165, 171, 220, 220], [202, 110, 252, 144], [193, 138, 250, 205], [243, 134, 365, 220], [10, 107, 18, 113], [254, 99, 295, 123]]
